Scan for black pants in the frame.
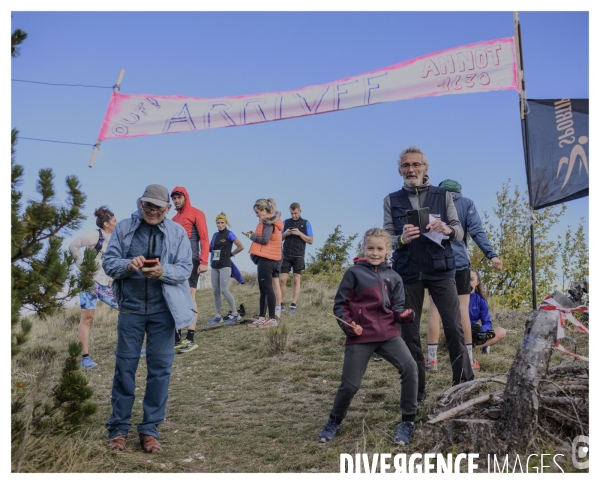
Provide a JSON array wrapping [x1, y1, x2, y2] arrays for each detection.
[[330, 337, 418, 421], [402, 278, 473, 399], [257, 257, 278, 318]]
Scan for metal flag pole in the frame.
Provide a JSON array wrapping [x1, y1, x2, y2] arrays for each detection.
[[514, 12, 537, 309], [89, 68, 125, 168]]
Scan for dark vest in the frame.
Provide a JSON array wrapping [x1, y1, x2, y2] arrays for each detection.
[[283, 217, 309, 258], [389, 186, 456, 284], [211, 229, 233, 269]]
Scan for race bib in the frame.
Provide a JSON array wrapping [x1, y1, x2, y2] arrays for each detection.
[[213, 250, 221, 261]]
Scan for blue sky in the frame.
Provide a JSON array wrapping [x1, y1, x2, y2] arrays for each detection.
[[10, 9, 590, 283]]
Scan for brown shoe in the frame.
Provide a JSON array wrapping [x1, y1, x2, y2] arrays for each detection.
[[139, 434, 162, 453], [109, 434, 127, 452]]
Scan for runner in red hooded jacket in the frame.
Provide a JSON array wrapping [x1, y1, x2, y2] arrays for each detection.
[[170, 186, 209, 353]]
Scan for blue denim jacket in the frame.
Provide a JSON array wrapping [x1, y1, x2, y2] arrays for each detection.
[[103, 211, 195, 329]]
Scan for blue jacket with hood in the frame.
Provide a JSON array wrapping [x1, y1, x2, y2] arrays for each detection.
[[450, 192, 498, 270], [103, 209, 195, 330]]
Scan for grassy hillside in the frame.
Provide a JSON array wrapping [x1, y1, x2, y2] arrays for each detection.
[[10, 277, 586, 472]]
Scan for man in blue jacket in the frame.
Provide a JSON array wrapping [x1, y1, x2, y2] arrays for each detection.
[[103, 184, 194, 454], [384, 146, 473, 402], [426, 179, 503, 371]]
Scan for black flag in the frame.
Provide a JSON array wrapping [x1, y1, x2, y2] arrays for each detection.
[[525, 98, 589, 210]]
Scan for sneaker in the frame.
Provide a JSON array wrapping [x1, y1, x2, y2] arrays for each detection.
[[393, 421, 415, 445], [481, 346, 489, 354], [140, 347, 146, 358], [417, 391, 427, 405], [109, 434, 127, 452], [238, 304, 246, 317], [289, 304, 297, 313], [281, 303, 285, 311], [247, 317, 266, 328], [318, 418, 343, 443], [472, 358, 481, 371], [207, 315, 224, 325], [174, 338, 187, 350], [257, 318, 279, 328], [81, 356, 98, 369], [424, 358, 438, 372], [177, 340, 198, 354], [225, 313, 242, 325], [373, 353, 383, 362], [139, 434, 162, 453]]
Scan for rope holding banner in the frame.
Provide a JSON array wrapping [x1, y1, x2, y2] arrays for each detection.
[[90, 69, 125, 168]]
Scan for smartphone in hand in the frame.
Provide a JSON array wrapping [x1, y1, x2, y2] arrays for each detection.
[[143, 259, 159, 267], [407, 208, 430, 233]]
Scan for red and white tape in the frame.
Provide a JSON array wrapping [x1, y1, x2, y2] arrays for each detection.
[[540, 296, 589, 361]]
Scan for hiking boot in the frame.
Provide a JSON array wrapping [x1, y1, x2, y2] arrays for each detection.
[[393, 421, 415, 445], [247, 317, 265, 328], [177, 340, 198, 354], [174, 338, 187, 350], [472, 358, 481, 371], [424, 358, 438, 372], [207, 315, 223, 325], [225, 313, 241, 325], [81, 356, 98, 369], [289, 303, 297, 313], [139, 434, 162, 453], [109, 434, 127, 452], [318, 418, 343, 443], [140, 347, 146, 358], [373, 353, 383, 362]]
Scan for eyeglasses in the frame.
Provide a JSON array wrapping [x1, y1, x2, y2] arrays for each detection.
[[401, 162, 423, 170], [142, 202, 167, 215]]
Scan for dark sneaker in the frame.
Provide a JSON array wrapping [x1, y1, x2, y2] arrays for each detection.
[[174, 338, 187, 350], [207, 315, 223, 325], [139, 434, 162, 453], [281, 303, 285, 311], [417, 390, 427, 405], [177, 340, 198, 354], [318, 418, 343, 443], [225, 313, 241, 325], [393, 421, 415, 445], [109, 434, 127, 452], [81, 356, 98, 369], [373, 353, 383, 362], [289, 304, 297, 313], [238, 304, 246, 317]]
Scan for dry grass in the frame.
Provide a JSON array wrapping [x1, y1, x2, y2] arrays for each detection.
[[11, 280, 588, 473]]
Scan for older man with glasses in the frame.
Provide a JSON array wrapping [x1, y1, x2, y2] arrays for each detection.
[[383, 146, 473, 403], [103, 184, 194, 453]]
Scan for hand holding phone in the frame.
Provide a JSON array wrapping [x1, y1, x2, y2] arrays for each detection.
[[143, 259, 159, 267]]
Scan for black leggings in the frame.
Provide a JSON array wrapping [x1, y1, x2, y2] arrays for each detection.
[[257, 257, 278, 318]]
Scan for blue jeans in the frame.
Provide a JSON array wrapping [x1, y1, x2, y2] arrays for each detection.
[[106, 311, 175, 439]]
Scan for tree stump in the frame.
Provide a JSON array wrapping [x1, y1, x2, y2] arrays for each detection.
[[501, 309, 558, 452], [439, 419, 501, 455]]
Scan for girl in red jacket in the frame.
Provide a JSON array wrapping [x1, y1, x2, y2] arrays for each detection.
[[243, 198, 283, 328], [318, 228, 418, 446]]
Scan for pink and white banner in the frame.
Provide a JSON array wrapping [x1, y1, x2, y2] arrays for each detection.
[[98, 37, 519, 140]]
